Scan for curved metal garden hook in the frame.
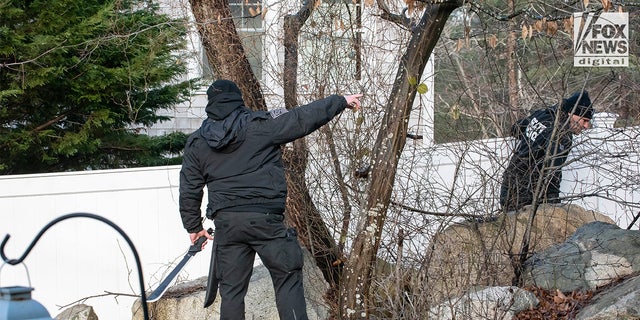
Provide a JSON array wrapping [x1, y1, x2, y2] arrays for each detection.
[[0, 212, 149, 320]]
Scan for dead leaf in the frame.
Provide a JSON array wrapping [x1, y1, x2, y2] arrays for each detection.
[[488, 34, 498, 48], [522, 25, 528, 40], [450, 104, 461, 120], [535, 20, 544, 32], [552, 289, 567, 304], [553, 295, 564, 304], [564, 18, 573, 34], [546, 21, 558, 36]]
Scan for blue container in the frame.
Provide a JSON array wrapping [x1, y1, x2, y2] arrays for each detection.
[[0, 286, 52, 320]]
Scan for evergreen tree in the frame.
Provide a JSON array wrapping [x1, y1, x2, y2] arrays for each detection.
[[0, 0, 195, 174]]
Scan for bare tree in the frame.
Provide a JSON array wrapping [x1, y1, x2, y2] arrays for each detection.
[[337, 1, 465, 317]]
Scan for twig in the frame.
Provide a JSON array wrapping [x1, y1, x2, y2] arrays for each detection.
[[627, 211, 640, 230], [55, 291, 140, 310]]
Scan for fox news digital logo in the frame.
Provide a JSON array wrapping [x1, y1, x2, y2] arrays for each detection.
[[574, 12, 629, 67]]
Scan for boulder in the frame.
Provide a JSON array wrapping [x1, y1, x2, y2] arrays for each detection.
[[425, 204, 614, 303], [576, 274, 640, 320], [438, 220, 640, 320], [429, 286, 539, 320], [54, 304, 99, 320], [132, 247, 329, 319], [522, 221, 640, 291]]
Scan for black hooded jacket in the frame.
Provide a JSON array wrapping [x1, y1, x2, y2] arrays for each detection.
[[499, 105, 574, 211], [179, 92, 349, 233]]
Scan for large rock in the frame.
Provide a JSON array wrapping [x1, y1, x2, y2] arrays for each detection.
[[576, 274, 640, 320], [425, 204, 614, 303], [55, 304, 99, 320], [132, 247, 329, 319], [431, 220, 640, 320], [429, 286, 539, 320], [522, 221, 640, 291]]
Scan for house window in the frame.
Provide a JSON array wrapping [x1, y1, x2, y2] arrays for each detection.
[[229, 0, 263, 29], [230, 0, 264, 80], [202, 0, 263, 80]]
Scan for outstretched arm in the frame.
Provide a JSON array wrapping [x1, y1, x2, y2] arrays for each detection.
[[265, 94, 364, 144]]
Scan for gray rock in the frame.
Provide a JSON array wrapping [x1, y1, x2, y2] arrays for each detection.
[[426, 204, 615, 302], [576, 275, 640, 320], [429, 286, 539, 320], [55, 304, 99, 320], [523, 221, 640, 291], [132, 247, 329, 320]]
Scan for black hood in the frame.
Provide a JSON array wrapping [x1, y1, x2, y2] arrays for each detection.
[[205, 80, 245, 120], [199, 107, 250, 151]]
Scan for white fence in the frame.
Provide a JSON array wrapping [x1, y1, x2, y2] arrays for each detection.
[[0, 166, 211, 319], [0, 115, 638, 319]]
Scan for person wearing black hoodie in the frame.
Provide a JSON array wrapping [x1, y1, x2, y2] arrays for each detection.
[[499, 90, 595, 212], [179, 79, 362, 319]]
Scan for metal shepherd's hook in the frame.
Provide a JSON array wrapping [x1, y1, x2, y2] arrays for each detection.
[[0, 212, 149, 320]]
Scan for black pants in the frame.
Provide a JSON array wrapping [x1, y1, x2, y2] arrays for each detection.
[[212, 211, 308, 320]]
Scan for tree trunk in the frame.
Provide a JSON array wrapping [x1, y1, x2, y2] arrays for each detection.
[[338, 3, 460, 318], [189, 0, 266, 111]]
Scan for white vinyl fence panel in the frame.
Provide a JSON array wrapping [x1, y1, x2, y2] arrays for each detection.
[[0, 166, 211, 319]]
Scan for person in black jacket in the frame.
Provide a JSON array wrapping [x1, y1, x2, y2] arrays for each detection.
[[179, 79, 362, 320], [499, 90, 594, 212]]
